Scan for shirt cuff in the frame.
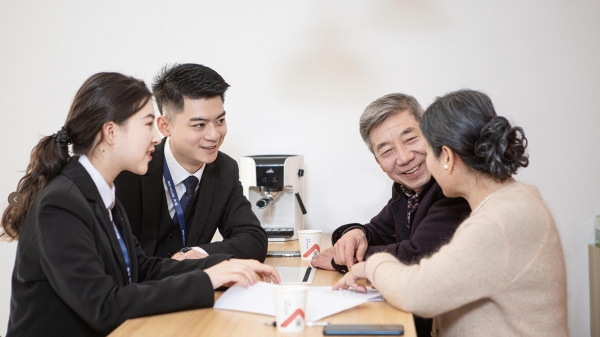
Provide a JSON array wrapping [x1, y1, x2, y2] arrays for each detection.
[[341, 225, 367, 237], [191, 246, 209, 255]]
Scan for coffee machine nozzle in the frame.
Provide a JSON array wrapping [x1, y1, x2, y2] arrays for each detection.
[[239, 155, 306, 241], [256, 188, 279, 209]]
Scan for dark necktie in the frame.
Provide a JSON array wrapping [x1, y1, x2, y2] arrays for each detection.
[[174, 175, 199, 222]]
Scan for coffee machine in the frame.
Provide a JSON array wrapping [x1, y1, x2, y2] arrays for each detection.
[[239, 155, 307, 241]]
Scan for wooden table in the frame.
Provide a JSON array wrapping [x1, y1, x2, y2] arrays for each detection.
[[109, 234, 416, 336]]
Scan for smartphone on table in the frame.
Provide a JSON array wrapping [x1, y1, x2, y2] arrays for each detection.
[[323, 324, 404, 335]]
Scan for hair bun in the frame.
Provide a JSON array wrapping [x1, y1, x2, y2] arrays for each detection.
[[474, 116, 529, 180]]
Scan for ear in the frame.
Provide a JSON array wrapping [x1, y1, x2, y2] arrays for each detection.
[[102, 121, 117, 146], [156, 115, 172, 137], [441, 146, 455, 173]]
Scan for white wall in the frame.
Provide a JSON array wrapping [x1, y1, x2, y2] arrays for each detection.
[[1, 1, 598, 335]]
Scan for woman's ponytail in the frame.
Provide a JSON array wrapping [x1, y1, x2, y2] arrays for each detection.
[[1, 129, 71, 240]]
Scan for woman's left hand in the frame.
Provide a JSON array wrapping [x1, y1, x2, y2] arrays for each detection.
[[332, 261, 368, 293]]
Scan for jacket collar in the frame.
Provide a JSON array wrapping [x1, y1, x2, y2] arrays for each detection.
[[61, 156, 102, 203], [185, 159, 216, 244], [78, 154, 116, 212], [138, 138, 167, 253], [392, 177, 436, 200]]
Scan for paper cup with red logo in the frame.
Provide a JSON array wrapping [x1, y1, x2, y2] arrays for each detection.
[[273, 285, 309, 333], [297, 229, 322, 261]]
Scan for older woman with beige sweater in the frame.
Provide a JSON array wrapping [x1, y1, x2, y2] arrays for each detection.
[[334, 89, 568, 337]]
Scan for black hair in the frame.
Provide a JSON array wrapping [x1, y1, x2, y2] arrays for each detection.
[[152, 63, 230, 119], [420, 89, 529, 181], [2, 72, 151, 240]]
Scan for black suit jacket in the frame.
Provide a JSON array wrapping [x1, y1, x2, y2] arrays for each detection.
[[333, 178, 471, 264], [114, 138, 267, 261], [7, 157, 232, 337]]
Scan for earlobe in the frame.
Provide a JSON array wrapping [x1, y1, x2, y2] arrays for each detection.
[[442, 146, 455, 173]]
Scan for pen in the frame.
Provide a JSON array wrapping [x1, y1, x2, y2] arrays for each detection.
[[307, 322, 331, 326], [264, 321, 330, 327]]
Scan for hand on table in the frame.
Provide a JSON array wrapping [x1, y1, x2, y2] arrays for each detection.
[[333, 228, 368, 269], [205, 259, 281, 289], [311, 247, 336, 270], [332, 261, 369, 293]]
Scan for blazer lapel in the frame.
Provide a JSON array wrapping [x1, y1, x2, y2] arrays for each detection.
[[186, 161, 216, 245], [62, 157, 131, 285], [139, 139, 167, 255], [93, 200, 131, 285], [113, 202, 139, 283]]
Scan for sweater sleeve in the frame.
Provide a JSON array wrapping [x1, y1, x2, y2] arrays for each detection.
[[365, 215, 508, 318]]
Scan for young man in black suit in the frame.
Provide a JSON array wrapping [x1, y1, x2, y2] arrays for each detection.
[[115, 63, 268, 261]]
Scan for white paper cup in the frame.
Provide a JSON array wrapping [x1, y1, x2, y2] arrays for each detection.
[[273, 285, 309, 333], [297, 229, 322, 261]]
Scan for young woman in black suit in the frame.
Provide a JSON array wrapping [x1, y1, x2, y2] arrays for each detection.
[[2, 72, 280, 337]]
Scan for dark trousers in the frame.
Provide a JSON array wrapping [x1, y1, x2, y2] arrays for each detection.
[[414, 315, 432, 337]]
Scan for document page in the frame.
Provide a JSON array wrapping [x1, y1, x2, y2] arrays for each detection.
[[214, 282, 375, 321], [309, 286, 384, 301]]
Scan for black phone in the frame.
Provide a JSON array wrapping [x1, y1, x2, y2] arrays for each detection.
[[323, 324, 404, 336]]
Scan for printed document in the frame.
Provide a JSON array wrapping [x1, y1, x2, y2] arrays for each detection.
[[214, 282, 382, 321]]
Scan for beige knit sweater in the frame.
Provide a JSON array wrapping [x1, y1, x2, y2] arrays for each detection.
[[365, 181, 568, 337]]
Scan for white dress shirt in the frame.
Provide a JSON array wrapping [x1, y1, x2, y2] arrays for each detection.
[[162, 137, 208, 255], [78, 155, 116, 220]]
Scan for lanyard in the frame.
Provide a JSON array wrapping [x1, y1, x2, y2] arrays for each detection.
[[163, 156, 187, 248], [111, 221, 132, 284]]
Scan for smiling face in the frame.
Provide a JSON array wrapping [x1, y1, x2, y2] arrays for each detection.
[[113, 100, 161, 175], [157, 96, 227, 173], [370, 111, 431, 192]]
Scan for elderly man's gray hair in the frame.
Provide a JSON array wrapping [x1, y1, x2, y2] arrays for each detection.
[[359, 93, 424, 153]]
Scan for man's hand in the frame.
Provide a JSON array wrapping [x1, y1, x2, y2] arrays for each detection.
[[311, 247, 336, 270], [171, 249, 208, 261], [333, 228, 368, 269]]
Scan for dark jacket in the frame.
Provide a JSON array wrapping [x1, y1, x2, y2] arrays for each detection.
[[331, 178, 470, 337], [114, 138, 268, 261], [333, 178, 470, 265], [7, 157, 232, 337]]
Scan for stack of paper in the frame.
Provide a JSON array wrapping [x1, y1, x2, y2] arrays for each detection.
[[214, 282, 383, 321]]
